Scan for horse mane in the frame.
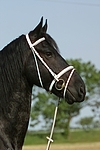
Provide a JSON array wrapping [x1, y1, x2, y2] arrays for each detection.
[[0, 35, 27, 102]]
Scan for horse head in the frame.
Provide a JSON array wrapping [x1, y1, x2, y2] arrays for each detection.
[[25, 17, 86, 104]]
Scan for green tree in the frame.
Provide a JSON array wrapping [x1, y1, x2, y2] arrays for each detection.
[[77, 117, 94, 131], [31, 92, 82, 136], [68, 59, 100, 123], [31, 92, 57, 130], [30, 59, 100, 137], [56, 101, 82, 136]]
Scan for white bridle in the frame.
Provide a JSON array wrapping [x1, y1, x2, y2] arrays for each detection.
[[26, 34, 75, 99]]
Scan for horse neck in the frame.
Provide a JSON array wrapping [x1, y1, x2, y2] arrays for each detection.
[[0, 35, 32, 148]]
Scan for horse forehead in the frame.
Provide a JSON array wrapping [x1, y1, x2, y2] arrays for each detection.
[[45, 34, 60, 53]]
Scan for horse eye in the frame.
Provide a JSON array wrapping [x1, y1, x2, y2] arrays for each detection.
[[46, 52, 52, 58]]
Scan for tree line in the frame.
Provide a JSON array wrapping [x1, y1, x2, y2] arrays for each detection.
[[29, 59, 100, 137]]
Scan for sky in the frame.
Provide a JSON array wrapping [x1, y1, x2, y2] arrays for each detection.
[[0, 0, 100, 69], [0, 0, 100, 128]]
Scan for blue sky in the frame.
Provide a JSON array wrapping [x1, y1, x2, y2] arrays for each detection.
[[0, 0, 100, 127], [0, 0, 100, 70]]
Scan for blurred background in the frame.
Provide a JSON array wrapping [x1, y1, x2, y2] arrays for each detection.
[[0, 0, 100, 148]]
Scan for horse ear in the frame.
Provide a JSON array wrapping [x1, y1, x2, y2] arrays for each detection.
[[42, 19, 48, 33], [31, 17, 43, 34]]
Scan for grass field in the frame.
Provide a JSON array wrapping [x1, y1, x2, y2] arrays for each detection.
[[24, 129, 100, 145], [23, 142, 100, 150], [23, 129, 100, 150]]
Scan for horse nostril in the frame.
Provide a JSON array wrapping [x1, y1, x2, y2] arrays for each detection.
[[80, 86, 85, 95], [78, 85, 86, 101]]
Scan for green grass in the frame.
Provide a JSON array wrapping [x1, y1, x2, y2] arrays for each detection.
[[24, 129, 100, 145], [67, 129, 100, 143]]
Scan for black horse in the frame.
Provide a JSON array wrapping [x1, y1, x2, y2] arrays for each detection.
[[0, 17, 86, 150]]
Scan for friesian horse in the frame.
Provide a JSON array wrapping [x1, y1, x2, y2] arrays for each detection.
[[0, 17, 86, 150]]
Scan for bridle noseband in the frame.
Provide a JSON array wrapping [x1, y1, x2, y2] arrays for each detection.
[[26, 34, 75, 99]]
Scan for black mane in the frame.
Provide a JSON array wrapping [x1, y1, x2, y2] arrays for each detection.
[[0, 35, 28, 104]]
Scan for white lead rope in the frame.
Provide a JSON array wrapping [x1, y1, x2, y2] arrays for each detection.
[[46, 98, 61, 150]]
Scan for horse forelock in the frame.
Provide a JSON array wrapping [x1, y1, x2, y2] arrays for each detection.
[[44, 33, 60, 53]]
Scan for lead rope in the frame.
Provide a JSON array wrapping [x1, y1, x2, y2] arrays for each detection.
[[46, 98, 61, 150]]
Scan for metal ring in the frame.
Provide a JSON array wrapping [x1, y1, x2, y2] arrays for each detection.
[[55, 79, 65, 91]]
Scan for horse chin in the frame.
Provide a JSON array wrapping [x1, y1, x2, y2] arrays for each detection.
[[66, 99, 74, 104], [65, 90, 76, 104]]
